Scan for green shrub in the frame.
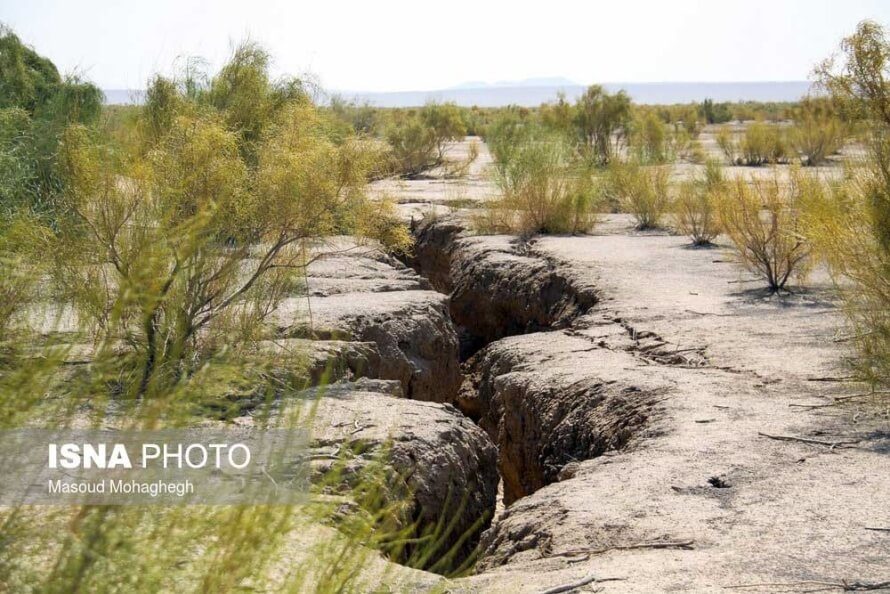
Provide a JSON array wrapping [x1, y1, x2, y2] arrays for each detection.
[[0, 27, 103, 221], [718, 122, 789, 166], [701, 98, 733, 124], [386, 116, 438, 177], [0, 34, 424, 593], [607, 160, 671, 229], [631, 111, 670, 164], [420, 102, 467, 160], [483, 132, 600, 235], [717, 171, 810, 292], [573, 85, 632, 165], [790, 99, 845, 166], [674, 160, 724, 245], [716, 125, 737, 164], [811, 19, 890, 388], [486, 110, 531, 169]]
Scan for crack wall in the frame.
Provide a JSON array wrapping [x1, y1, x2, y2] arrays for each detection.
[[404, 216, 663, 505]]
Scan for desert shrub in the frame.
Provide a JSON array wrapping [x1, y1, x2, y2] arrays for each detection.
[[573, 85, 632, 165], [810, 20, 890, 387], [382, 102, 466, 177], [671, 128, 705, 163], [606, 160, 671, 229], [804, 165, 890, 387], [674, 104, 703, 138], [716, 172, 810, 292], [674, 160, 724, 245], [701, 98, 733, 124], [631, 111, 670, 164], [420, 102, 467, 160], [718, 122, 789, 166], [143, 75, 182, 144], [386, 116, 438, 177], [790, 99, 845, 165], [740, 121, 788, 165], [328, 95, 380, 136], [0, 25, 61, 111], [540, 92, 575, 135], [484, 132, 600, 235], [0, 27, 103, 220], [716, 125, 737, 163], [486, 110, 531, 168]]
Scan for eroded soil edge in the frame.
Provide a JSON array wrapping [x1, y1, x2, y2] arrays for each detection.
[[405, 217, 671, 510]]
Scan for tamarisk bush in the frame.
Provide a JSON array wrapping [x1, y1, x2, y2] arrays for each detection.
[[0, 32, 429, 593], [790, 98, 845, 166], [810, 20, 890, 388], [483, 130, 600, 235], [674, 160, 724, 246], [606, 160, 671, 230], [717, 171, 810, 292]]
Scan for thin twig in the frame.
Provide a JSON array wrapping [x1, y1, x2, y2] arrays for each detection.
[[806, 376, 858, 383], [725, 579, 890, 591], [539, 575, 626, 594], [757, 432, 861, 449], [546, 540, 694, 559]]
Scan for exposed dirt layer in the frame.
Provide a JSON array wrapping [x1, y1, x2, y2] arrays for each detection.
[[408, 219, 599, 357], [270, 241, 463, 403], [262, 240, 500, 573], [305, 380, 499, 571]]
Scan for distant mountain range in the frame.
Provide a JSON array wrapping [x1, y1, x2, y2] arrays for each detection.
[[103, 81, 814, 108]]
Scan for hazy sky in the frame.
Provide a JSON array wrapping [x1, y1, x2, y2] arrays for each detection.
[[3, 0, 890, 92]]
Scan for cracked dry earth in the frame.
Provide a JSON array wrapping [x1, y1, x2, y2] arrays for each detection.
[[284, 139, 888, 593], [442, 219, 890, 593]]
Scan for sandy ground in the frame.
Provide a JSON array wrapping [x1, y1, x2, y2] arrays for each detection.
[[375, 136, 497, 221], [377, 137, 890, 593]]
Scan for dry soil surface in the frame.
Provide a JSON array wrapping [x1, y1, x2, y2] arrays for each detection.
[[379, 138, 889, 593]]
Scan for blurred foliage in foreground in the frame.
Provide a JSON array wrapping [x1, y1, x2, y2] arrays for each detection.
[[806, 20, 890, 390], [0, 27, 473, 593]]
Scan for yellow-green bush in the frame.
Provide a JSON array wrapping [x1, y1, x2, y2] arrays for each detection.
[[674, 160, 724, 245], [717, 171, 810, 292], [630, 111, 670, 164], [606, 160, 671, 229], [740, 122, 788, 166], [790, 99, 845, 166], [810, 19, 890, 388], [482, 132, 600, 235], [0, 32, 427, 593]]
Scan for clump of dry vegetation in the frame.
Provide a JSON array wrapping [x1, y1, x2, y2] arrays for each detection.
[[630, 111, 671, 164], [717, 171, 810, 292], [674, 159, 724, 245], [606, 160, 671, 230]]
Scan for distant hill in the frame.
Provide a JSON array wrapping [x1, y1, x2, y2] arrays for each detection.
[[333, 81, 813, 108], [103, 81, 814, 108]]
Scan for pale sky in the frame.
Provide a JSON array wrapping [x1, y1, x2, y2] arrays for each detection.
[[3, 0, 890, 92]]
